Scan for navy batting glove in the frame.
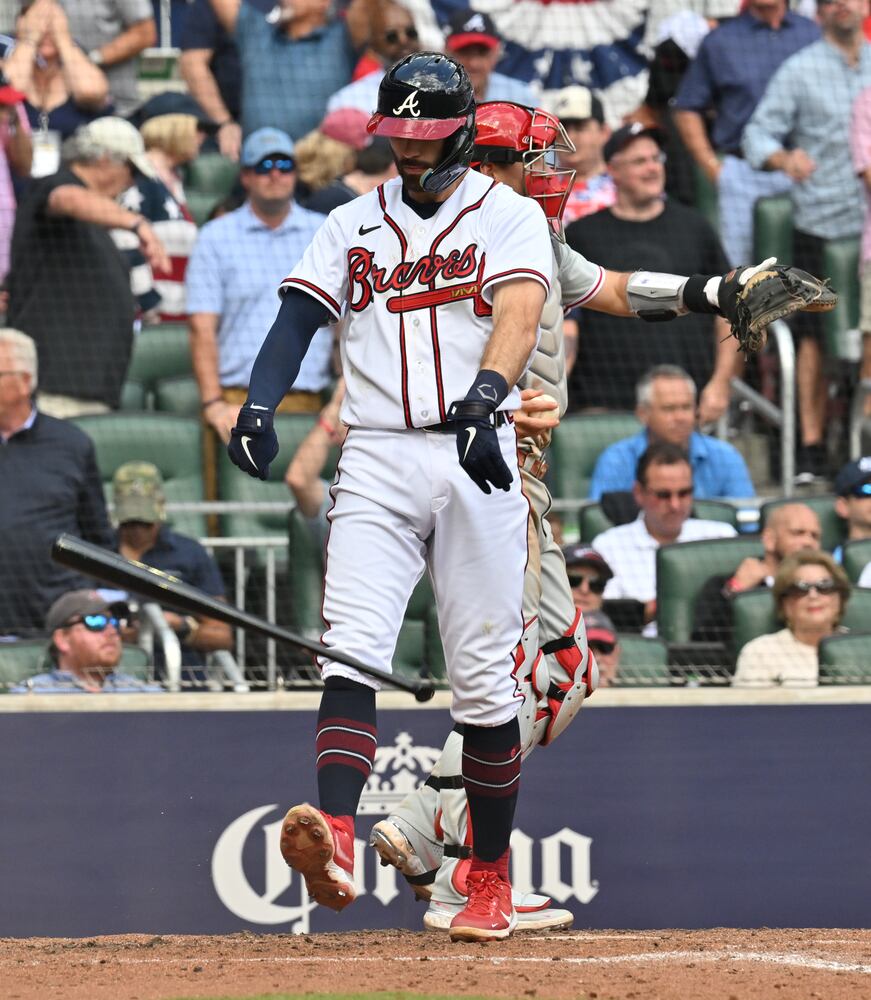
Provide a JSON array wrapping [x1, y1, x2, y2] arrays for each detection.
[[228, 405, 278, 481], [447, 398, 513, 495]]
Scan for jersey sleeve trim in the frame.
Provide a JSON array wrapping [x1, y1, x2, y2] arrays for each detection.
[[562, 264, 605, 310], [278, 278, 342, 319], [481, 267, 551, 298]]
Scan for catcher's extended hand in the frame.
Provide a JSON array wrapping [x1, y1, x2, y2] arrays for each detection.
[[717, 258, 838, 353]]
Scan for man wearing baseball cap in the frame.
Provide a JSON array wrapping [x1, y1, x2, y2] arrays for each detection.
[[186, 125, 334, 494], [565, 122, 736, 416], [833, 457, 871, 562], [444, 8, 535, 105], [113, 462, 232, 680], [0, 71, 32, 282], [561, 544, 614, 615], [6, 117, 169, 418], [10, 590, 164, 693], [546, 86, 614, 228]]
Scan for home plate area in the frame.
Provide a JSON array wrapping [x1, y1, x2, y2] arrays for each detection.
[[3, 928, 870, 1000]]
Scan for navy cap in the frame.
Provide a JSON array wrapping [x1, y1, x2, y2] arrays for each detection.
[[561, 545, 614, 580], [603, 122, 665, 163], [834, 456, 871, 496]]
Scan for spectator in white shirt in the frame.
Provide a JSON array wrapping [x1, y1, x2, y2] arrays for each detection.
[[592, 441, 736, 630]]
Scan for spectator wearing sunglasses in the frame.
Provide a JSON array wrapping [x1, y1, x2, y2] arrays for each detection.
[[11, 590, 164, 692], [592, 442, 736, 632], [186, 126, 333, 492], [325, 2, 421, 118], [583, 609, 621, 688], [560, 544, 613, 615], [589, 365, 754, 502], [833, 457, 871, 564], [733, 551, 851, 687]]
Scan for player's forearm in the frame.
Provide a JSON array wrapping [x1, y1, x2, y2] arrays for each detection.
[[95, 18, 156, 65], [480, 278, 546, 389], [246, 291, 330, 408]]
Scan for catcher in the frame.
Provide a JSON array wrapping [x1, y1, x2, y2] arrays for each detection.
[[368, 101, 836, 933]]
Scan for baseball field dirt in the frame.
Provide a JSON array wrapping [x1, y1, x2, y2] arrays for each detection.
[[3, 928, 870, 1000]]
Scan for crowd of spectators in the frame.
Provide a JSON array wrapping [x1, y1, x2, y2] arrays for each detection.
[[4, 0, 871, 692]]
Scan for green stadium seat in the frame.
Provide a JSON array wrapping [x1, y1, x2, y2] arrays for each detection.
[[692, 161, 718, 232], [818, 632, 871, 684], [0, 641, 151, 687], [732, 586, 871, 658], [694, 499, 740, 529], [127, 324, 192, 407], [186, 152, 239, 196], [615, 634, 671, 685], [120, 380, 147, 411], [842, 538, 871, 583], [287, 507, 326, 636], [753, 195, 793, 263], [219, 413, 339, 541], [759, 495, 844, 552], [656, 536, 764, 644], [821, 238, 860, 359], [186, 190, 222, 227], [72, 413, 206, 538], [154, 375, 201, 417], [579, 503, 614, 542], [549, 412, 641, 501]]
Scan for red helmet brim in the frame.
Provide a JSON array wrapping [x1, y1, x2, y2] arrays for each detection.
[[367, 112, 465, 140]]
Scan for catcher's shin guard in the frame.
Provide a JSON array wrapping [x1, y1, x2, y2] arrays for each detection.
[[533, 607, 598, 747], [511, 616, 543, 758]]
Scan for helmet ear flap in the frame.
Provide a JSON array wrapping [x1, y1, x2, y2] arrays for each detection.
[[421, 111, 476, 193]]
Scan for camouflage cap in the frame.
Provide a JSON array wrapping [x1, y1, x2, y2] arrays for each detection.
[[112, 461, 167, 524]]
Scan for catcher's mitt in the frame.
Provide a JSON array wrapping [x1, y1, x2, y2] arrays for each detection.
[[718, 260, 838, 353]]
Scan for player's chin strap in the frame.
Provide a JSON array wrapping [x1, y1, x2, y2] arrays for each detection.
[[531, 607, 598, 747]]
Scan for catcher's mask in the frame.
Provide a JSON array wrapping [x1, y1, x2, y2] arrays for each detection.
[[472, 101, 576, 235], [367, 51, 475, 194]]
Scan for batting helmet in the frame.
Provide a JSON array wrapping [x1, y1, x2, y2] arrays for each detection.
[[472, 101, 576, 234], [367, 52, 475, 194]]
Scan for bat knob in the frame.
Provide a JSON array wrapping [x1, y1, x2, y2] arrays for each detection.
[[414, 683, 436, 703]]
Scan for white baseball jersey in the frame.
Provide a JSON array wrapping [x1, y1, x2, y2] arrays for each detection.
[[280, 170, 552, 429]]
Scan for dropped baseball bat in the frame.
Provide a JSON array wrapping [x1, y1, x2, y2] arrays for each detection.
[[51, 533, 435, 702]]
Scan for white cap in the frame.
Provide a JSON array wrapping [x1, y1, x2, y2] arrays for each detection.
[[72, 117, 157, 178]]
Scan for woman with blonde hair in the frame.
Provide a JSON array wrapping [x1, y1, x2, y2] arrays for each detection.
[[118, 93, 215, 321], [733, 550, 851, 687], [293, 127, 356, 201]]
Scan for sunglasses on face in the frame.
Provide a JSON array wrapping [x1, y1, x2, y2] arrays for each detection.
[[648, 487, 693, 501], [588, 640, 616, 655], [568, 573, 607, 593], [384, 26, 418, 44], [254, 157, 295, 175], [63, 614, 120, 632], [783, 579, 838, 598], [848, 482, 871, 497]]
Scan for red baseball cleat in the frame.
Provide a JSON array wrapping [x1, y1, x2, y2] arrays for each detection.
[[279, 803, 356, 911], [448, 870, 517, 942]]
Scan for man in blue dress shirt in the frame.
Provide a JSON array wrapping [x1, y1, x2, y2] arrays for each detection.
[[589, 364, 754, 501]]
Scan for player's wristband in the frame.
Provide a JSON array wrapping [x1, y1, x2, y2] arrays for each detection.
[[463, 369, 509, 411], [682, 274, 721, 315]]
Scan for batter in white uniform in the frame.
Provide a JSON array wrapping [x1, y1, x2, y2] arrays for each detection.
[[228, 53, 552, 943]]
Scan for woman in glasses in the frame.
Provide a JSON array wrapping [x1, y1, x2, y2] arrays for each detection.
[[733, 551, 851, 687]]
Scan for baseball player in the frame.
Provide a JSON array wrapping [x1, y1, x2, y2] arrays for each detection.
[[228, 53, 554, 943], [227, 64, 830, 941], [365, 100, 811, 932]]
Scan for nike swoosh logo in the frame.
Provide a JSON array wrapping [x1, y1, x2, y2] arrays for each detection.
[[358, 224, 381, 236], [499, 910, 513, 925], [240, 435, 258, 470], [462, 426, 476, 461]]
